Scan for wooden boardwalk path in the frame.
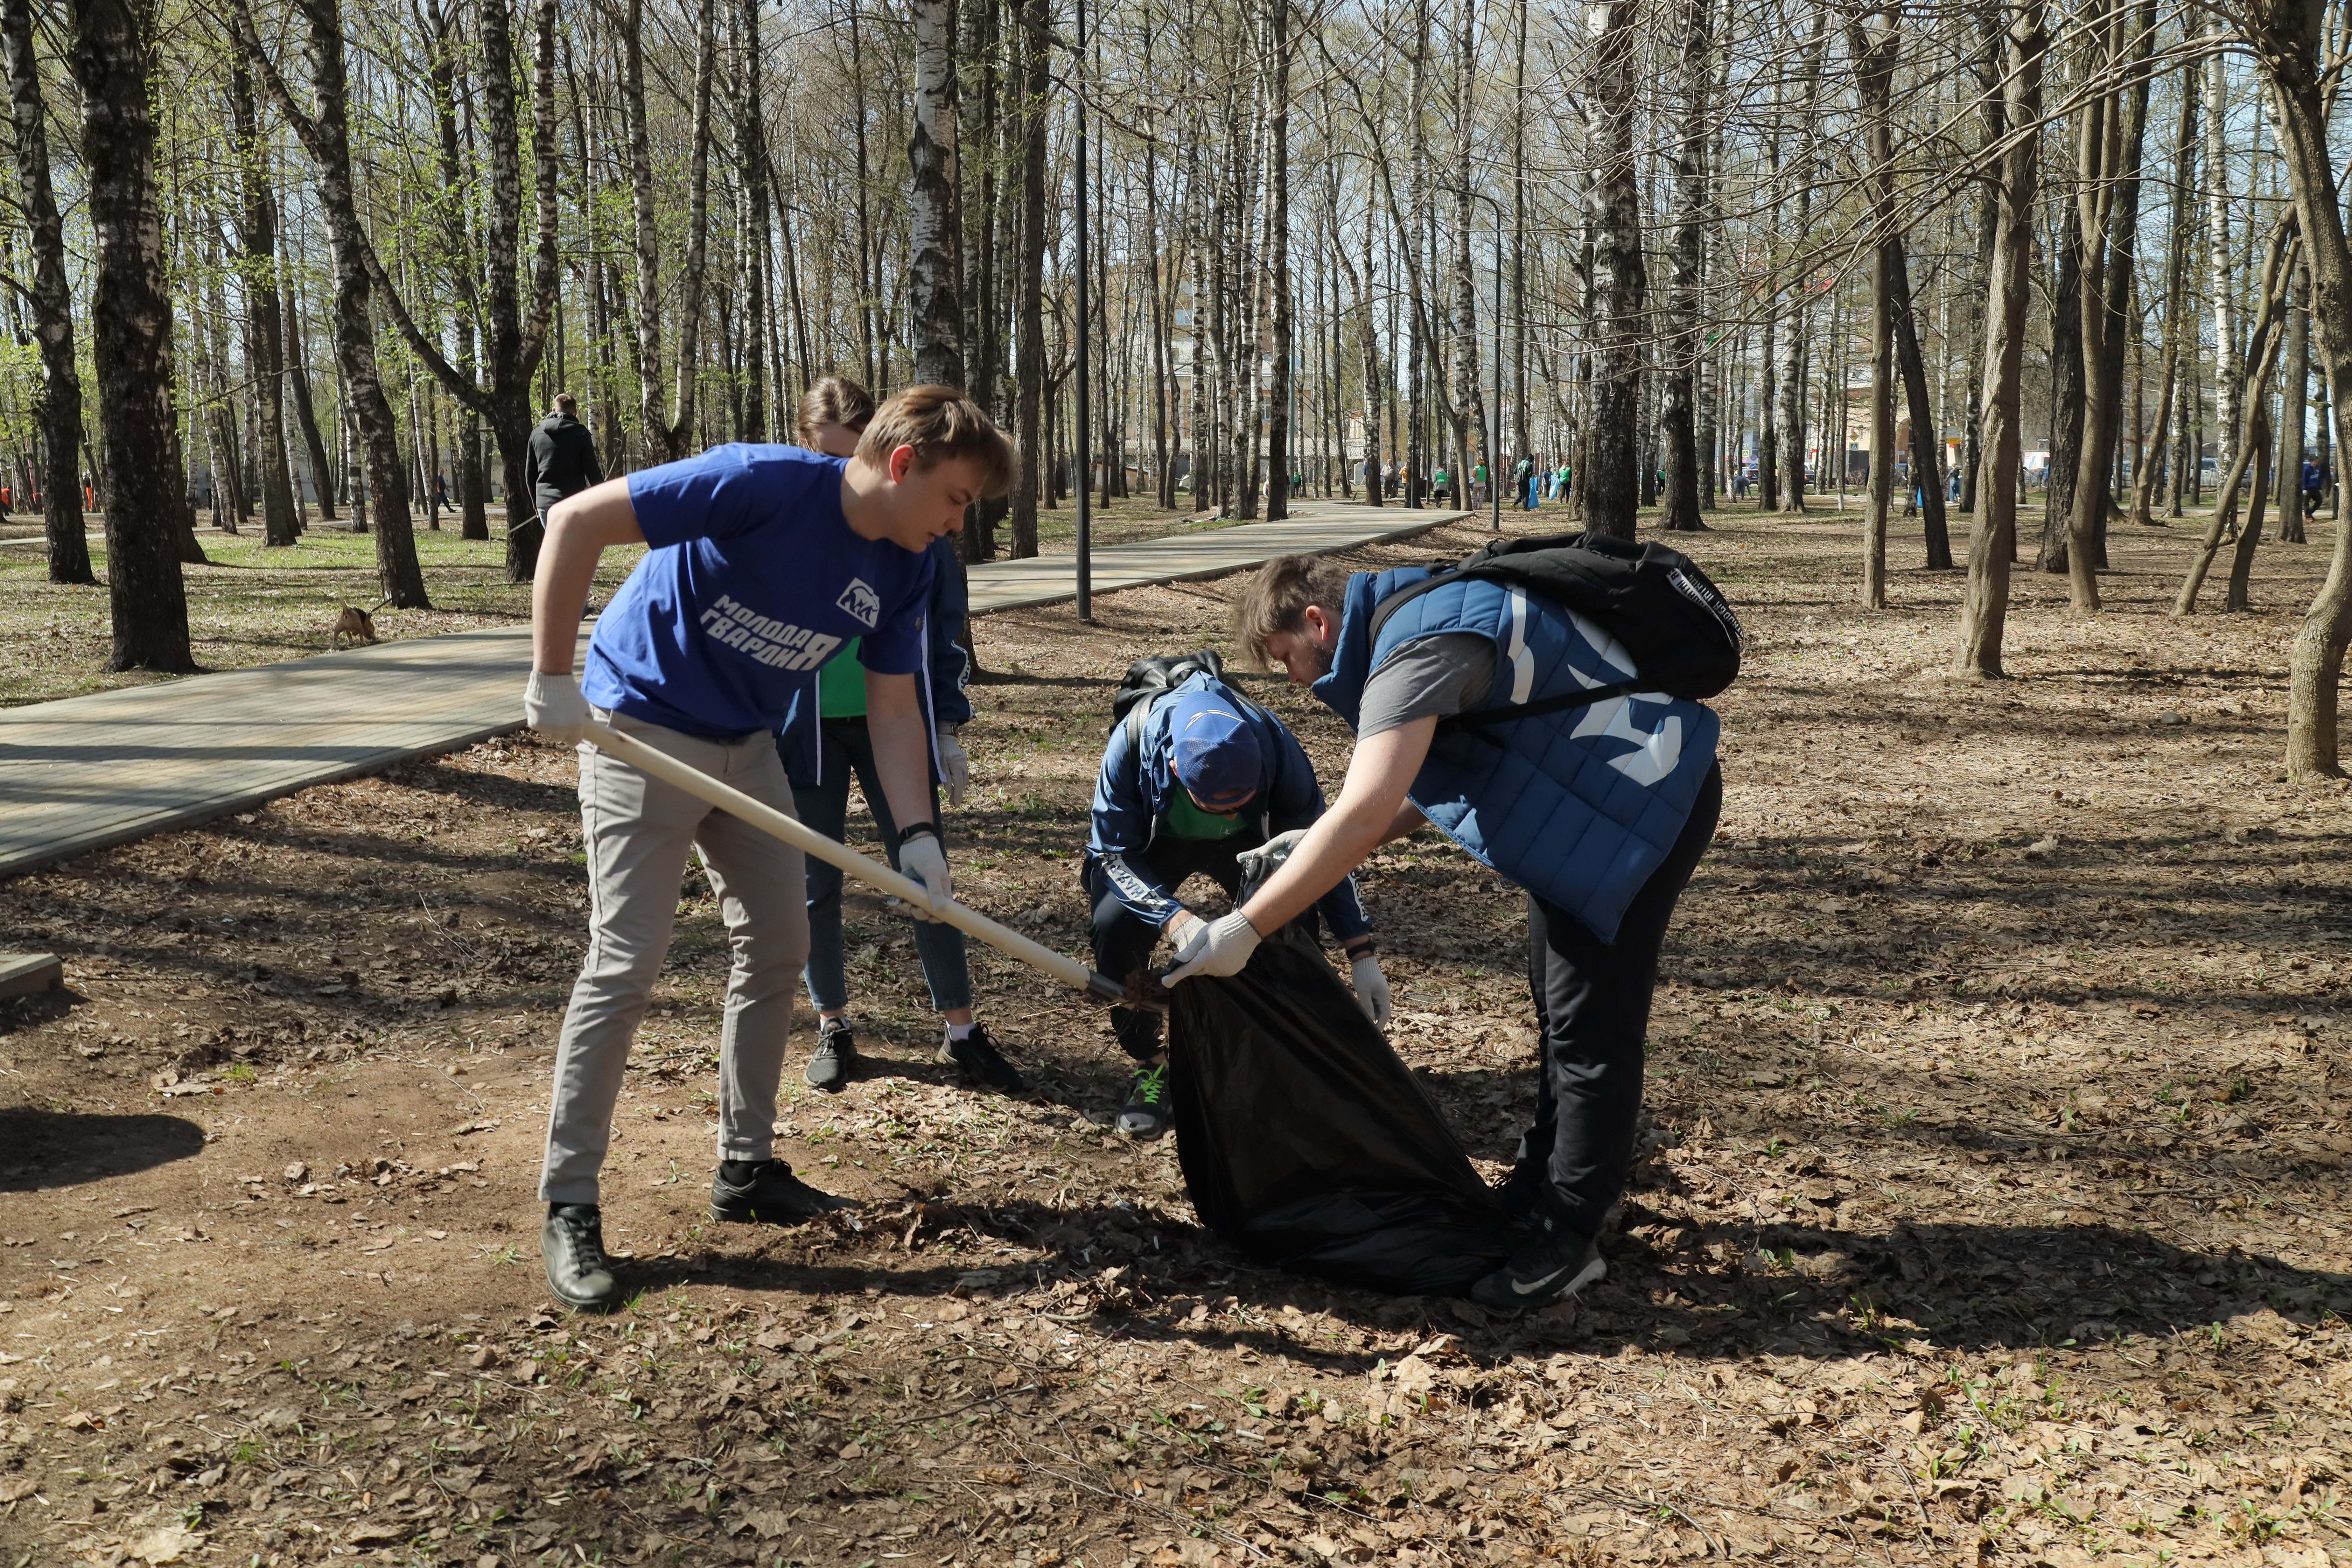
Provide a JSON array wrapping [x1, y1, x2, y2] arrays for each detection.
[[0, 504, 1461, 878]]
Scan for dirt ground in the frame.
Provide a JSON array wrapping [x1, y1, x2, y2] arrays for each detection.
[[2, 504, 2349, 1568]]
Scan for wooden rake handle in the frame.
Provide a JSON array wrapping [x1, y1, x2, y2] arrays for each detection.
[[584, 720, 1147, 1010]]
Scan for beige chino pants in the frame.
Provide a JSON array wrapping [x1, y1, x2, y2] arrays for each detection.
[[538, 710, 808, 1206]]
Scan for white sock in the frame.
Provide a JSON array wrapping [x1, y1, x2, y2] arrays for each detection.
[[946, 1021, 978, 1042]]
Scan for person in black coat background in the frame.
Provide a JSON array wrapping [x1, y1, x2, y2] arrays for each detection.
[[525, 393, 604, 518]]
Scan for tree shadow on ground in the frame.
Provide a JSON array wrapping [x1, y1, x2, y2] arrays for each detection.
[[593, 1193, 2352, 1377], [0, 1107, 208, 1192]]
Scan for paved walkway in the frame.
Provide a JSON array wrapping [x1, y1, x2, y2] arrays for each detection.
[[965, 505, 1458, 613], [0, 505, 1462, 878]]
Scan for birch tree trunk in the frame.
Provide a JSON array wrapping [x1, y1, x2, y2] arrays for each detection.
[[625, 0, 714, 463], [1852, 2, 1898, 607], [5, 0, 91, 585], [735, 0, 770, 441], [1954, 0, 2044, 678], [424, 0, 486, 538], [274, 0, 427, 607], [2061, 0, 2154, 609], [1447, 0, 1485, 508], [1890, 237, 1952, 567], [908, 0, 964, 389], [1777, 6, 1829, 512], [2062, 0, 2126, 611], [2207, 36, 2243, 481], [1265, 0, 1294, 520], [281, 267, 333, 521], [1008, 0, 1048, 557], [2279, 262, 2309, 544], [1956, 10, 2004, 516], [1406, 0, 1429, 505], [226, 34, 298, 548], [1658, 0, 1710, 533], [2132, 61, 2198, 530], [1579, 0, 1644, 539], [2225, 387, 2275, 609], [481, 0, 562, 577], [2177, 222, 2296, 613]]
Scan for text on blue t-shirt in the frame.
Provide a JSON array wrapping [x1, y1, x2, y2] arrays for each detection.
[[580, 444, 936, 739]]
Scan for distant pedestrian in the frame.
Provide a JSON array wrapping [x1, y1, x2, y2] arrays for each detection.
[[525, 393, 604, 522]]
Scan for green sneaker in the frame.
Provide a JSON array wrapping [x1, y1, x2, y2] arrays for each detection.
[[1116, 1062, 1172, 1140]]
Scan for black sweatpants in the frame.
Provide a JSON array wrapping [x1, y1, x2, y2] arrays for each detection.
[[1511, 761, 1723, 1239], [1086, 835, 1309, 1062]]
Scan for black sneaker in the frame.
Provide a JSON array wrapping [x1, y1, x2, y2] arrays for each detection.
[[1468, 1228, 1606, 1312], [542, 1203, 618, 1312], [938, 1022, 1027, 1093], [1496, 1170, 1546, 1232], [708, 1159, 858, 1224], [1116, 1061, 1172, 1140], [806, 1018, 857, 1092]]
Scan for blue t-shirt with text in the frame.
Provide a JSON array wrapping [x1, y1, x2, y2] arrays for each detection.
[[581, 445, 935, 739]]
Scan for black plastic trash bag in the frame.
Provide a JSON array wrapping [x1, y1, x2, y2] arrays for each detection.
[[1166, 924, 1516, 1296]]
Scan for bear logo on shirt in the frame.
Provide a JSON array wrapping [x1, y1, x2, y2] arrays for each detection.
[[836, 578, 882, 629]]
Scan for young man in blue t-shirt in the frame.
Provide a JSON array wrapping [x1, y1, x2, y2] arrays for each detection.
[[520, 385, 1014, 1312]]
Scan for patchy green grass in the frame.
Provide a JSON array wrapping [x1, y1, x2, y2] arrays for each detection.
[[0, 491, 1285, 708], [0, 524, 643, 708]]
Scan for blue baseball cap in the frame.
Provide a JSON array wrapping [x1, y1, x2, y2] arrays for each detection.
[[1164, 691, 1261, 811]]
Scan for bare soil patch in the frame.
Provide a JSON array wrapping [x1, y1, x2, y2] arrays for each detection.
[[1, 507, 2347, 1568]]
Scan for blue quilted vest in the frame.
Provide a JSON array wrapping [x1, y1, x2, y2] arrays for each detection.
[[1311, 567, 1720, 942]]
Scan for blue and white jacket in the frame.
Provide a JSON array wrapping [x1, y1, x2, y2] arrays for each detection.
[[1312, 567, 1719, 943], [775, 536, 973, 786], [1084, 671, 1372, 939]]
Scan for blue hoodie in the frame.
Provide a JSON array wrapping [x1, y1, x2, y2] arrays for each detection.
[[1085, 671, 1371, 939]]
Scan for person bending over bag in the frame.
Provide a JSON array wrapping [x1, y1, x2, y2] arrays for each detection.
[[520, 385, 1014, 1313], [1164, 551, 1724, 1312], [1084, 662, 1388, 1139]]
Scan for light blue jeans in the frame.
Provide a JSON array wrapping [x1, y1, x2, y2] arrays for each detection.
[[787, 717, 973, 1016]]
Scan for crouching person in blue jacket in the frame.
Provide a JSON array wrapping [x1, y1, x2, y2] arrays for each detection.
[[1084, 671, 1388, 1139], [1176, 554, 1723, 1312]]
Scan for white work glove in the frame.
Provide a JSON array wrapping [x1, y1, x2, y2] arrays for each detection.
[[936, 726, 971, 808], [1163, 911, 1262, 985], [1350, 951, 1393, 1028], [896, 831, 953, 918], [1233, 828, 1310, 887], [524, 669, 591, 745]]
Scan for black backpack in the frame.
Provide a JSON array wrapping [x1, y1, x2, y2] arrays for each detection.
[[1366, 531, 1742, 736], [1110, 650, 1268, 749]]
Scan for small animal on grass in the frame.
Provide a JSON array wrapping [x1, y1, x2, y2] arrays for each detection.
[[331, 598, 392, 649]]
